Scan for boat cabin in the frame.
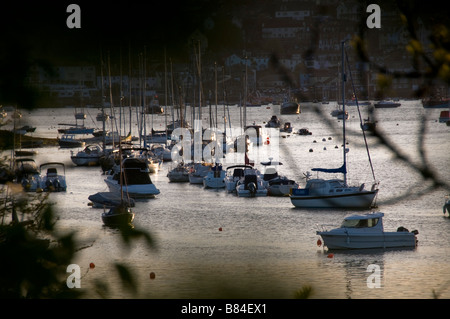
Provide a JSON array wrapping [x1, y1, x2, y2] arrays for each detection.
[[340, 212, 383, 230], [299, 178, 361, 196]]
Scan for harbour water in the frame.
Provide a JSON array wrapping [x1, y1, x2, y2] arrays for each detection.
[[3, 100, 450, 299]]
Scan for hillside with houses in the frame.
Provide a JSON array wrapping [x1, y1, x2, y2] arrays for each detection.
[[24, 0, 438, 108]]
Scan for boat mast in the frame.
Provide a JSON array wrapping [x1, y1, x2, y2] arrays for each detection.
[[341, 40, 347, 186]]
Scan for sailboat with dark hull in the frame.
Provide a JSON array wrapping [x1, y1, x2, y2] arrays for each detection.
[[290, 41, 379, 209]]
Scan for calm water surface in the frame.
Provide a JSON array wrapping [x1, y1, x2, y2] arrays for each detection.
[[5, 101, 450, 299]]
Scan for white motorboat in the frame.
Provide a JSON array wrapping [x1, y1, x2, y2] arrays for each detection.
[[13, 158, 41, 192], [203, 163, 226, 188], [290, 41, 379, 209], [70, 144, 103, 166], [235, 169, 267, 197], [224, 165, 255, 192], [188, 162, 211, 184], [104, 157, 160, 199], [316, 212, 419, 250], [260, 159, 298, 196], [39, 162, 67, 192]]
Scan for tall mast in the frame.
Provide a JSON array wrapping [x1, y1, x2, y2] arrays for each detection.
[[341, 40, 347, 186]]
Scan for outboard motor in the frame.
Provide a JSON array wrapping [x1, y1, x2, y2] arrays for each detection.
[[248, 182, 256, 197]]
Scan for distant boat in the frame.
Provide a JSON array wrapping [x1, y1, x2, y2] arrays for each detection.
[[422, 97, 450, 108], [361, 117, 376, 131], [265, 115, 282, 128], [280, 100, 300, 114], [203, 163, 226, 188], [280, 122, 293, 133], [438, 110, 450, 123], [316, 212, 418, 250], [373, 100, 401, 108], [70, 144, 103, 166], [58, 125, 94, 135], [57, 134, 85, 148]]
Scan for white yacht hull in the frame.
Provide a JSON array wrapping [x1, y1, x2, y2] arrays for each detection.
[[317, 232, 417, 250], [290, 190, 378, 209]]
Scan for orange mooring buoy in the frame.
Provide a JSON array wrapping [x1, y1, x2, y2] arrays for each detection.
[[317, 239, 322, 247], [218, 227, 223, 231], [89, 262, 95, 269], [327, 253, 334, 258]]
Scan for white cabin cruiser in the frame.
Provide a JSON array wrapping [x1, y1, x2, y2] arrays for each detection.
[[316, 212, 418, 250], [105, 158, 160, 199]]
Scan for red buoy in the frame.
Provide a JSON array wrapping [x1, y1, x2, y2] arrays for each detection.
[[89, 262, 95, 269], [218, 227, 222, 231], [317, 239, 322, 247], [149, 272, 156, 279]]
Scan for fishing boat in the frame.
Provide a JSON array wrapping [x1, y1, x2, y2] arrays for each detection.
[[104, 157, 160, 199], [235, 168, 267, 197], [70, 144, 103, 166], [316, 212, 419, 250], [39, 162, 67, 192], [290, 41, 379, 209], [203, 163, 226, 188]]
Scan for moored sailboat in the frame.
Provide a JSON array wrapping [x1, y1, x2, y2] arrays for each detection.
[[290, 41, 378, 209]]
